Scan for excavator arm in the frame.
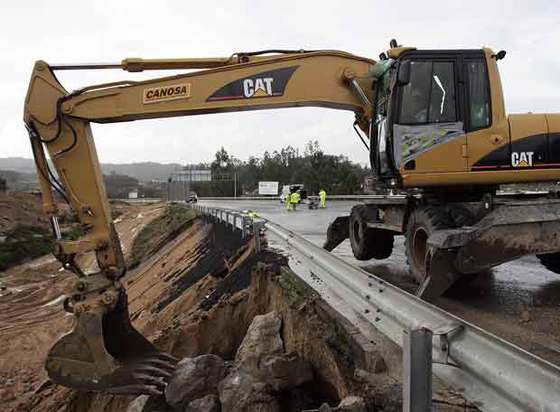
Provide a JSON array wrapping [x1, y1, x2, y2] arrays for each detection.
[[23, 49, 376, 394]]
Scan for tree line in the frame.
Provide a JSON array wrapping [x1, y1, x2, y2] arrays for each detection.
[[191, 141, 368, 197]]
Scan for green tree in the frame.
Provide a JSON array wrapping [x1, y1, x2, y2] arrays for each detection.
[[104, 173, 139, 198], [196, 142, 366, 196]]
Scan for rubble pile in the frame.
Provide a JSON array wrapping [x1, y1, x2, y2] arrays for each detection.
[[128, 311, 370, 412]]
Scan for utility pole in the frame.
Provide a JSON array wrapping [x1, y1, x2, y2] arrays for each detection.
[[234, 171, 237, 198]]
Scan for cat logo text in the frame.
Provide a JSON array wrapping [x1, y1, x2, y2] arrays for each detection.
[[243, 78, 274, 98], [511, 151, 534, 168]]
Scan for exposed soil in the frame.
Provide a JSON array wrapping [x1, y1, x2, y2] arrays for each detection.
[[0, 202, 165, 411], [2, 205, 475, 411], [0, 192, 48, 233]]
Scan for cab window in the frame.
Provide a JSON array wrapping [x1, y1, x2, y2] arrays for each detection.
[[466, 60, 491, 130], [398, 61, 457, 124]]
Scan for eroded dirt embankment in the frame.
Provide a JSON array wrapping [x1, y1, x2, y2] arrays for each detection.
[[6, 213, 475, 411], [0, 203, 165, 412]]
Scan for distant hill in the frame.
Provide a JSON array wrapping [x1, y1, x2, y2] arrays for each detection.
[[0, 157, 183, 182], [0, 157, 35, 174]]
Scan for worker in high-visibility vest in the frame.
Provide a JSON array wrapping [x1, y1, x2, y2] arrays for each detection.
[[290, 191, 301, 211], [285, 192, 292, 211], [319, 189, 327, 209]]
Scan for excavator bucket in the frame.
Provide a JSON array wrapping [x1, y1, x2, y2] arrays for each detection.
[[46, 290, 177, 395], [323, 216, 350, 251]]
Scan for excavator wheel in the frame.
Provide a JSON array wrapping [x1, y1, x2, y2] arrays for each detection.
[[405, 206, 464, 300], [349, 205, 394, 260], [537, 252, 560, 274], [405, 206, 452, 283]]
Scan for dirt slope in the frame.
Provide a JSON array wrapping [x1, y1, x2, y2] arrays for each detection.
[[2, 209, 474, 411], [0, 202, 164, 411]]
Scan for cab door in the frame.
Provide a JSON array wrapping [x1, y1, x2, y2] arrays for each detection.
[[392, 54, 468, 174], [465, 57, 510, 170]]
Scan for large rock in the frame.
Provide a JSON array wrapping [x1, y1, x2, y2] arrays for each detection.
[[302, 396, 367, 412], [235, 311, 284, 369], [261, 352, 313, 391], [235, 311, 312, 389], [337, 396, 367, 412], [165, 354, 226, 409], [185, 394, 220, 412], [126, 395, 170, 412], [218, 369, 279, 412], [218, 312, 312, 411], [126, 395, 149, 412]]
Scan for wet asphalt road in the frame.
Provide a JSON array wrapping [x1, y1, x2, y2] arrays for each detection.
[[200, 199, 560, 364]]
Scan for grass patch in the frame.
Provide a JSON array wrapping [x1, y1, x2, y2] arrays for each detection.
[[128, 204, 197, 269], [0, 225, 54, 271]]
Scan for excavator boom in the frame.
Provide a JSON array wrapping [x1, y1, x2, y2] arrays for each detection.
[[23, 49, 375, 394]]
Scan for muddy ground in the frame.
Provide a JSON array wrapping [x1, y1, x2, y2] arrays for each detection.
[[0, 203, 475, 411], [0, 202, 164, 411]]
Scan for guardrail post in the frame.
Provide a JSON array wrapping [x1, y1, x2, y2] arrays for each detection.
[[403, 327, 432, 412], [241, 216, 250, 238], [253, 221, 263, 251]]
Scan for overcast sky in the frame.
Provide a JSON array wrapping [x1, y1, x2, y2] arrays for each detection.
[[1, 0, 559, 166]]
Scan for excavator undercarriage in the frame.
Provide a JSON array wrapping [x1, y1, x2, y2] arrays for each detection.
[[325, 192, 560, 299]]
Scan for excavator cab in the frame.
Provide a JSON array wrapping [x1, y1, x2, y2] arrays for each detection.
[[369, 48, 502, 188]]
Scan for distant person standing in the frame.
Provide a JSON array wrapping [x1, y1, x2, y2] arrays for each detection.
[[319, 189, 327, 209], [285, 191, 292, 211], [290, 191, 301, 211]]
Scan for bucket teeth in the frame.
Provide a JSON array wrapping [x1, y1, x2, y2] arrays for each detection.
[[105, 383, 163, 396], [133, 373, 167, 388], [136, 354, 178, 371], [132, 365, 173, 379]]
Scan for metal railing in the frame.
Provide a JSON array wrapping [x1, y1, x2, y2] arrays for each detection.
[[197, 194, 402, 201], [191, 204, 265, 251], [191, 204, 560, 412]]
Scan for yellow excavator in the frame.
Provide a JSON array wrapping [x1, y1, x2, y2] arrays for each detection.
[[24, 40, 560, 394]]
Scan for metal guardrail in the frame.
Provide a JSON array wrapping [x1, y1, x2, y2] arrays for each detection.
[[191, 204, 560, 412], [197, 194, 403, 201], [116, 190, 554, 205], [191, 204, 265, 251]]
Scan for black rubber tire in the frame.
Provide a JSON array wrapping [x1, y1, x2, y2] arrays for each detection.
[[405, 206, 452, 283], [349, 206, 394, 260], [537, 252, 560, 274], [370, 230, 395, 259]]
